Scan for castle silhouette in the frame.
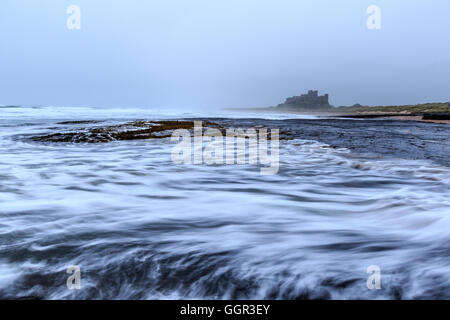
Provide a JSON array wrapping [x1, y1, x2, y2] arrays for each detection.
[[278, 90, 331, 109]]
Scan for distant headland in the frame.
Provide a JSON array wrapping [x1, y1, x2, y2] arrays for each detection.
[[228, 89, 450, 123], [277, 90, 331, 110]]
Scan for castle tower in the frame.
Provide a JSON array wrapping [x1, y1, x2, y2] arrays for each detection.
[[279, 90, 331, 109]]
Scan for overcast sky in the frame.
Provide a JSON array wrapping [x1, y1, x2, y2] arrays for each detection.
[[1, 0, 449, 110]]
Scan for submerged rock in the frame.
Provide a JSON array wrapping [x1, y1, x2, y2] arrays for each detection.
[[29, 120, 292, 143], [422, 112, 450, 120], [31, 120, 201, 143], [57, 120, 103, 125]]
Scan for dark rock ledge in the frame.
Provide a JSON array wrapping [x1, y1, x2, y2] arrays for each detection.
[[29, 120, 293, 143], [30, 120, 202, 143]]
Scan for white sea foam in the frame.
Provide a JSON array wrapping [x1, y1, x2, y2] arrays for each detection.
[[0, 107, 449, 299]]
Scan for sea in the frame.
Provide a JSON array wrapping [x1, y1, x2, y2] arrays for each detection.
[[0, 106, 449, 299]]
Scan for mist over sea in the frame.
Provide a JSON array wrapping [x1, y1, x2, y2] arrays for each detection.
[[0, 106, 449, 299]]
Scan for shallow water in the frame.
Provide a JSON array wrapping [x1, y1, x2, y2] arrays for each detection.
[[0, 107, 449, 299]]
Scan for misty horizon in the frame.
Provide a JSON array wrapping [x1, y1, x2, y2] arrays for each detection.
[[1, 0, 449, 110]]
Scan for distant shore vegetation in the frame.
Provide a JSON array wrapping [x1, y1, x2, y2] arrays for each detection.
[[335, 102, 450, 114]]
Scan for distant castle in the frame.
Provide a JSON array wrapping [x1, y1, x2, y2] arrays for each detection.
[[277, 90, 331, 109]]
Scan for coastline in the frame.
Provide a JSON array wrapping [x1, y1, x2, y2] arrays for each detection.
[[226, 106, 450, 124]]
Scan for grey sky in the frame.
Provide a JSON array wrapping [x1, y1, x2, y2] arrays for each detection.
[[1, 0, 449, 110]]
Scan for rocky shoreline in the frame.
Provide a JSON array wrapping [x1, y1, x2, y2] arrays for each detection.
[[28, 120, 218, 143], [26, 120, 293, 143], [10, 116, 449, 167], [228, 106, 450, 124], [335, 112, 450, 124]]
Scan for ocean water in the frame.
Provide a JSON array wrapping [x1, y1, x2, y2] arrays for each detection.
[[0, 106, 449, 299]]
